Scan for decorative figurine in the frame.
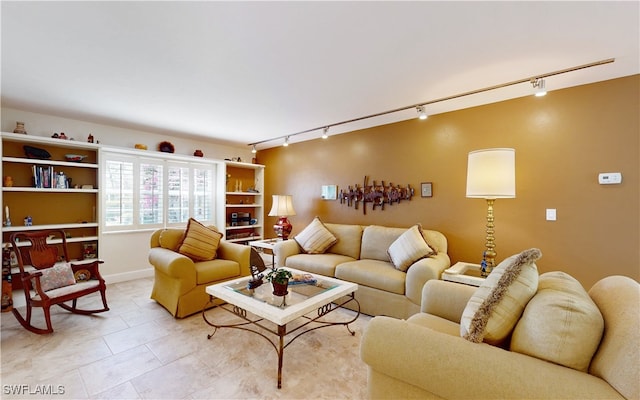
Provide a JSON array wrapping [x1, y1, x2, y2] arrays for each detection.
[[3, 176, 13, 187], [87, 134, 94, 143], [13, 121, 26, 134], [481, 251, 488, 277]]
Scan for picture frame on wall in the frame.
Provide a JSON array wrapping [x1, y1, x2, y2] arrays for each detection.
[[421, 182, 433, 198]]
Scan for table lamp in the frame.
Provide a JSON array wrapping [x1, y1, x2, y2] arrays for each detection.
[[466, 148, 516, 276], [268, 195, 296, 240]]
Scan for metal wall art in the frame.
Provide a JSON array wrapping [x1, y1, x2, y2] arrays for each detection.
[[339, 176, 414, 214]]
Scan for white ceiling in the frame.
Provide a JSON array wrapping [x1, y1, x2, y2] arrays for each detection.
[[1, 2, 638, 150]]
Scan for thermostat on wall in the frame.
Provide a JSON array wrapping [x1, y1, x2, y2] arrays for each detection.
[[598, 172, 622, 185]]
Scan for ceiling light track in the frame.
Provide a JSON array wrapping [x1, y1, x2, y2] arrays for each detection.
[[248, 58, 614, 149]]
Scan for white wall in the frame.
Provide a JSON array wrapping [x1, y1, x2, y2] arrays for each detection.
[[1, 107, 252, 161], [1, 107, 254, 283]]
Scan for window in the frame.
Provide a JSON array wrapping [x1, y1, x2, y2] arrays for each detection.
[[104, 158, 134, 227], [167, 164, 189, 223], [102, 151, 218, 231], [140, 162, 163, 226]]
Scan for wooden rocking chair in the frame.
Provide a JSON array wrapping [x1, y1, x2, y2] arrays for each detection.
[[10, 229, 109, 334]]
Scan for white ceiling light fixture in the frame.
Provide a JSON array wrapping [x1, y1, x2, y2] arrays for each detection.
[[322, 127, 329, 139], [283, 136, 289, 147], [531, 78, 547, 97], [417, 105, 428, 120], [251, 144, 257, 154]]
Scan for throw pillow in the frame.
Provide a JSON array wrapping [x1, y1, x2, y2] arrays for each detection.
[[33, 263, 76, 292], [387, 224, 436, 272], [294, 217, 338, 254], [177, 218, 223, 261], [510, 271, 604, 372], [460, 248, 541, 345]]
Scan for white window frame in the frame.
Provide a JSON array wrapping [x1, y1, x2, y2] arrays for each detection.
[[101, 149, 219, 233]]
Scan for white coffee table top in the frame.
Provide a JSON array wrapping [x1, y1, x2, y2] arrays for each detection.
[[206, 268, 358, 326]]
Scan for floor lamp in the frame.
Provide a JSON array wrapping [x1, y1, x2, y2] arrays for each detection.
[[268, 195, 296, 240], [466, 148, 516, 276]]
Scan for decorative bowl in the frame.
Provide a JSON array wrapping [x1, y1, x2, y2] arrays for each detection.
[[65, 154, 87, 162]]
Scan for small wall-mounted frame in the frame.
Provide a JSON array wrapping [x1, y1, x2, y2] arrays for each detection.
[[421, 182, 433, 198], [321, 185, 337, 200]]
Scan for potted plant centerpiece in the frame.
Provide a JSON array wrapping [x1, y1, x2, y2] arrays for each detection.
[[266, 266, 293, 296]]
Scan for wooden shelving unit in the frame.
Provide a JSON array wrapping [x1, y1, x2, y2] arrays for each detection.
[[223, 161, 265, 243]]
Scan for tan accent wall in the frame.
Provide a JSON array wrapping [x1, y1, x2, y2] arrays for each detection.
[[258, 75, 639, 289]]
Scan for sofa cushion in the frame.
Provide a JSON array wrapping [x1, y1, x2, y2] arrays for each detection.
[[285, 253, 356, 277], [407, 312, 461, 337], [511, 271, 604, 372], [387, 224, 436, 272], [294, 217, 338, 254], [177, 218, 223, 261], [34, 263, 76, 292], [360, 225, 406, 262], [336, 260, 405, 295], [324, 223, 363, 259], [195, 259, 240, 285], [460, 248, 540, 345]]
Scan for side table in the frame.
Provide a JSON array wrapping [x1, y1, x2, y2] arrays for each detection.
[[442, 262, 486, 287], [248, 238, 282, 267]]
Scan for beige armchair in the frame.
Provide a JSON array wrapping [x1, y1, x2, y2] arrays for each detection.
[[361, 274, 639, 399], [149, 228, 250, 318]]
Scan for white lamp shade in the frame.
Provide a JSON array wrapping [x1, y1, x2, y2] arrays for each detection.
[[466, 148, 516, 199], [268, 195, 297, 216]]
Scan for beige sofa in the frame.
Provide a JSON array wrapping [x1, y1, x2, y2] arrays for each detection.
[[148, 228, 250, 318], [273, 223, 450, 319], [361, 274, 640, 399]]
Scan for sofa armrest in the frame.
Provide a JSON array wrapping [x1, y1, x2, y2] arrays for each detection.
[[148, 247, 196, 285], [420, 279, 476, 324], [405, 252, 451, 305], [273, 239, 302, 268], [218, 241, 251, 277], [361, 316, 624, 400]]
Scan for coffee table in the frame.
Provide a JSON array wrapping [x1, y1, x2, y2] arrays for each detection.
[[203, 268, 360, 388]]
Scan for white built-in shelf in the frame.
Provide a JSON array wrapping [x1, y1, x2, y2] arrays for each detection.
[[3, 187, 98, 193], [2, 223, 98, 232], [2, 156, 98, 169], [226, 191, 261, 195], [226, 224, 262, 230], [226, 204, 260, 208]]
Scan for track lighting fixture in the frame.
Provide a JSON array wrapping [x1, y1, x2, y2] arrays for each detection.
[[322, 127, 329, 139], [417, 105, 428, 120], [247, 58, 613, 150], [251, 144, 257, 154], [531, 78, 547, 97]]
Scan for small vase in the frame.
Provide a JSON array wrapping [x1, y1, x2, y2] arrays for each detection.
[[272, 281, 289, 296]]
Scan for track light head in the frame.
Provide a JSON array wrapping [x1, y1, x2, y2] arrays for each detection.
[[283, 136, 289, 147], [251, 144, 257, 154], [322, 127, 329, 139], [417, 105, 428, 120], [531, 78, 547, 97]]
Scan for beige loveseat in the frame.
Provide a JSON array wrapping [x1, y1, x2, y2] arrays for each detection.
[[273, 222, 450, 319], [148, 227, 250, 318], [361, 271, 640, 399]]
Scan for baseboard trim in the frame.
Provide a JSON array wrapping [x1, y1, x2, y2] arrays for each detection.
[[104, 268, 154, 284]]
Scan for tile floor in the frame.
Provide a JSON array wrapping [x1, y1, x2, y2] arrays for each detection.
[[0, 277, 371, 399]]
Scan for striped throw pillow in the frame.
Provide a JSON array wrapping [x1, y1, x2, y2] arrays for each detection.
[[177, 218, 223, 261], [294, 217, 338, 254], [387, 224, 436, 272]]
